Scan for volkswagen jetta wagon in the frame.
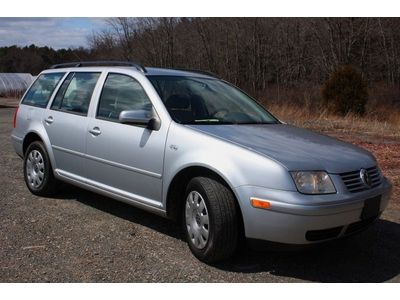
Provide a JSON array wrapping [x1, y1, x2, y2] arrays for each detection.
[[11, 61, 392, 263]]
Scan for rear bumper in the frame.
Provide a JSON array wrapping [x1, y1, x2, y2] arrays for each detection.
[[234, 178, 392, 244]]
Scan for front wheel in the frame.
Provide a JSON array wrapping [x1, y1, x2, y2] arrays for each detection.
[[183, 176, 239, 263]]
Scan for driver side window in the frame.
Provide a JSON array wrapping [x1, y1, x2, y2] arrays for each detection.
[[97, 73, 152, 121]]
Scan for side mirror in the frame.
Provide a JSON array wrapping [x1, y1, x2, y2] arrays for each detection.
[[119, 110, 161, 131]]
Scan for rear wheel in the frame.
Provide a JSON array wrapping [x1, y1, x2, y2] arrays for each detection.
[[24, 141, 58, 196], [183, 176, 239, 263]]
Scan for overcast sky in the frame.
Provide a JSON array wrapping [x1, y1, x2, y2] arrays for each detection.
[[0, 17, 108, 49]]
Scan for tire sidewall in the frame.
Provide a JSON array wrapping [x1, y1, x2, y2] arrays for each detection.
[[23, 141, 52, 194], [182, 178, 217, 261]]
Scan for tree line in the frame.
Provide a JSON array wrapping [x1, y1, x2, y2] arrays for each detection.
[[2, 18, 400, 97], [89, 18, 400, 94], [0, 45, 91, 75]]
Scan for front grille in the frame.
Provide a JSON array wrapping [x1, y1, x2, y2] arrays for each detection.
[[344, 215, 379, 236], [340, 166, 382, 193], [305, 226, 343, 241], [305, 216, 379, 242]]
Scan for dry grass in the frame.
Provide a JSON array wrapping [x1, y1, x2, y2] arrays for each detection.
[[267, 103, 400, 139], [256, 82, 400, 139]]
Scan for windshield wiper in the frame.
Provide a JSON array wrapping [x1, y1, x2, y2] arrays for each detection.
[[235, 121, 279, 125], [185, 120, 236, 125], [183, 120, 279, 125]]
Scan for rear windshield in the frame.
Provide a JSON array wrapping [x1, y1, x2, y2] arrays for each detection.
[[148, 75, 278, 125], [22, 73, 65, 108]]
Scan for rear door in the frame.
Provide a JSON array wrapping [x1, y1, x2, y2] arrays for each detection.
[[85, 72, 168, 207], [44, 72, 101, 180]]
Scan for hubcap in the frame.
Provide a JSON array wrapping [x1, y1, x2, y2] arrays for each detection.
[[185, 191, 210, 249], [26, 150, 45, 189]]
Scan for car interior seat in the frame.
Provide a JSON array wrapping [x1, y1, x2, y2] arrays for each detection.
[[165, 94, 194, 123]]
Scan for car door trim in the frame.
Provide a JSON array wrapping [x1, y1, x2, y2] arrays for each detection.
[[52, 144, 84, 157], [85, 153, 162, 179], [52, 144, 162, 179]]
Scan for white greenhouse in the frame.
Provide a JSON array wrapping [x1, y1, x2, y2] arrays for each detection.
[[0, 73, 35, 96]]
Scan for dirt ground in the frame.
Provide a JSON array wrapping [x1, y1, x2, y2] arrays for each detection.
[[0, 105, 399, 282]]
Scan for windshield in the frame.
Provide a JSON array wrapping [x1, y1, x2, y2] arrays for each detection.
[[147, 75, 279, 125]]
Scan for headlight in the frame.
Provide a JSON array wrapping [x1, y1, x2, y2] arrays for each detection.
[[290, 171, 336, 194]]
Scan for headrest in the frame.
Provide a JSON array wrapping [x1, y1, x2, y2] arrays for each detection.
[[166, 94, 190, 109]]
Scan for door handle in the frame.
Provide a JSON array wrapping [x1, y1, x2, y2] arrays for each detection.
[[89, 127, 101, 136], [45, 116, 54, 124]]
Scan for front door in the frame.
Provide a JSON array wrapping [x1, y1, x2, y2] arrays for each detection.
[[85, 72, 168, 207]]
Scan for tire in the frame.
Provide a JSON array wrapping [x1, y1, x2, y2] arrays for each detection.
[[23, 141, 58, 196], [182, 176, 239, 263]]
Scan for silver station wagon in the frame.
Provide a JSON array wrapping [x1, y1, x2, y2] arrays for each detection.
[[11, 61, 392, 263]]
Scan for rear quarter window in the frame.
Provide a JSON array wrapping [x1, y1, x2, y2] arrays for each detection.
[[21, 73, 65, 108]]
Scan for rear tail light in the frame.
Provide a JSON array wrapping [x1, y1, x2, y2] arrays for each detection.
[[13, 106, 19, 128]]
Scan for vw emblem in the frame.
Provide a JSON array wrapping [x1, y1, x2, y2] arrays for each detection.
[[360, 168, 372, 188]]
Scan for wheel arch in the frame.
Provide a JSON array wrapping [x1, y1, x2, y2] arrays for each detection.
[[22, 130, 57, 173], [165, 165, 245, 233], [23, 131, 43, 155]]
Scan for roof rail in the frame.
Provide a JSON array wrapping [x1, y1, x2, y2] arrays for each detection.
[[50, 61, 147, 73], [172, 68, 219, 78]]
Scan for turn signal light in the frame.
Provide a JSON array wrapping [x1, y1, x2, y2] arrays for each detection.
[[250, 198, 271, 209]]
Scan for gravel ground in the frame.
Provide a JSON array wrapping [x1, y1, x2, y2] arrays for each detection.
[[0, 106, 399, 282]]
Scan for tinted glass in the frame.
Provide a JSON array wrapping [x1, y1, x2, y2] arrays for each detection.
[[97, 73, 152, 121], [22, 73, 65, 108], [148, 76, 278, 125], [57, 72, 100, 115], [51, 72, 75, 109]]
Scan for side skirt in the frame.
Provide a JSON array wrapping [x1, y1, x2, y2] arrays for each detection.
[[54, 169, 167, 217]]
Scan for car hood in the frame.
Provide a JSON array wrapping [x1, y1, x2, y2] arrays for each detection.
[[188, 124, 376, 173]]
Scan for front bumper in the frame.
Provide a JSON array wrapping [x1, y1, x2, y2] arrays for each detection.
[[234, 177, 392, 245]]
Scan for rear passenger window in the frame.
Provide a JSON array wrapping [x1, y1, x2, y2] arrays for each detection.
[[22, 73, 65, 108], [52, 72, 100, 115], [51, 72, 74, 109], [97, 73, 152, 121]]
